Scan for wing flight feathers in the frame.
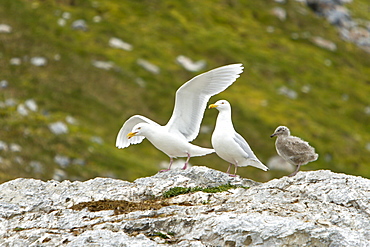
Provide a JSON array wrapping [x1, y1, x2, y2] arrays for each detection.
[[166, 64, 243, 141], [116, 115, 159, 148]]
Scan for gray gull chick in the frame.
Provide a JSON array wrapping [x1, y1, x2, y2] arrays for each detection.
[[209, 99, 268, 176], [270, 126, 318, 177], [116, 64, 244, 172]]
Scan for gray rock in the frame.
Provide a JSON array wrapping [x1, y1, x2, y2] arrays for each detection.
[[57, 18, 66, 27], [278, 86, 298, 99], [176, 55, 206, 72], [29, 161, 44, 174], [17, 104, 28, 116], [311, 36, 337, 51], [135, 77, 146, 88], [364, 106, 370, 115], [48, 121, 69, 135], [62, 12, 71, 19], [71, 19, 88, 31], [25, 99, 38, 111], [14, 156, 23, 164], [10, 57, 21, 65], [30, 57, 47, 66], [54, 155, 71, 168], [90, 136, 104, 144], [52, 168, 67, 181], [65, 115, 77, 125], [301, 84, 311, 93], [0, 141, 8, 151], [10, 143, 22, 152], [54, 54, 61, 61], [137, 59, 160, 74], [0, 167, 369, 246], [0, 24, 12, 33], [306, 0, 370, 52], [72, 158, 85, 166], [0, 80, 9, 88], [93, 15, 102, 23], [266, 26, 275, 33], [271, 7, 287, 21], [109, 37, 133, 51], [91, 60, 115, 70], [5, 98, 17, 106]]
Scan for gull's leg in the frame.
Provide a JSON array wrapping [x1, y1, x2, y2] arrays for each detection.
[[226, 163, 232, 174], [288, 164, 301, 177], [182, 153, 191, 170], [159, 157, 174, 172], [229, 164, 237, 177]]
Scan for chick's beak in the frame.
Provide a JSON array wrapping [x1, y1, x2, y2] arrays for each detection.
[[270, 133, 276, 138], [127, 132, 137, 139], [209, 104, 218, 109]]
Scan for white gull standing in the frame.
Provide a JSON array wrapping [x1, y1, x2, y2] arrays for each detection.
[[270, 126, 318, 177], [209, 100, 268, 176], [116, 64, 244, 172]]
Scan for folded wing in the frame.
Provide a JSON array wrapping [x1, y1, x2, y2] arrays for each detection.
[[234, 132, 269, 171], [283, 137, 314, 156]]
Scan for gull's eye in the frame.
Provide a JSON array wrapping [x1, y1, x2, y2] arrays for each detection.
[[138, 127, 141, 130]]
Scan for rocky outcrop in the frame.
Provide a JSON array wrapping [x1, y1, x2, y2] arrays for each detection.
[[306, 0, 370, 53], [0, 166, 369, 246]]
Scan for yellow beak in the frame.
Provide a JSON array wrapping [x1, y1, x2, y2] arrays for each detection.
[[209, 104, 218, 109], [127, 132, 137, 139]]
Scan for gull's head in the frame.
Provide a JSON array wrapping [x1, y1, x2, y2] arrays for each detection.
[[270, 126, 290, 138], [209, 99, 231, 111], [127, 123, 148, 139]]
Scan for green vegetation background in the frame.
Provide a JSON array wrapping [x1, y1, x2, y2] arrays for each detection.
[[0, 0, 369, 182]]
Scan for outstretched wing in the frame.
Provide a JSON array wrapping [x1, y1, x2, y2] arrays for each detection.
[[115, 115, 160, 148], [166, 63, 243, 141]]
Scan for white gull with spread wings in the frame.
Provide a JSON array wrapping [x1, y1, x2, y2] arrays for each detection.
[[116, 64, 244, 172]]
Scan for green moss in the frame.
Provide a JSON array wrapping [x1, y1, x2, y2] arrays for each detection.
[[162, 184, 248, 198], [13, 227, 26, 231], [152, 232, 170, 239]]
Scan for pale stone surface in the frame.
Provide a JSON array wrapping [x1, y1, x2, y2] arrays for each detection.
[[176, 55, 206, 72], [48, 121, 68, 135], [137, 59, 160, 74], [109, 37, 133, 51], [0, 166, 369, 246]]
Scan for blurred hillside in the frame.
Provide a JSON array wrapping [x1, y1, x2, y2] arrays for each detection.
[[0, 0, 369, 183]]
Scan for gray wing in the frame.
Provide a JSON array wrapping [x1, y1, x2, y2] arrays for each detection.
[[282, 136, 316, 156], [115, 115, 160, 148], [233, 132, 268, 170], [277, 136, 318, 164], [166, 64, 243, 141], [233, 132, 257, 159]]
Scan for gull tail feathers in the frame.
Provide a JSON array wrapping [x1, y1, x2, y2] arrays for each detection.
[[190, 147, 215, 157], [241, 159, 269, 171]]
